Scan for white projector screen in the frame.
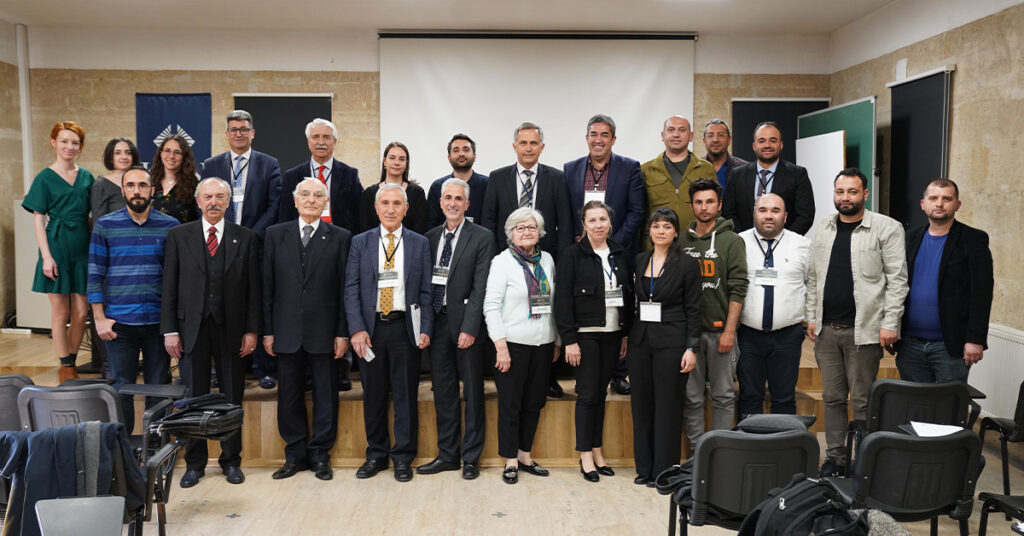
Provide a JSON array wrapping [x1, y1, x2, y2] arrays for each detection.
[[380, 37, 695, 183]]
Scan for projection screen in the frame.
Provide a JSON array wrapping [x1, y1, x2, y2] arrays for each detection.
[[380, 36, 695, 182]]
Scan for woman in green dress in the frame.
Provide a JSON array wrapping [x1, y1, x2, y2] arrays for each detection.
[[22, 120, 95, 382]]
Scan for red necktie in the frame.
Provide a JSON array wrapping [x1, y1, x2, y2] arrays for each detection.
[[317, 165, 326, 183], [207, 226, 219, 256]]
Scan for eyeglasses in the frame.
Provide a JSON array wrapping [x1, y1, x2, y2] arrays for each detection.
[[514, 225, 538, 234], [228, 127, 252, 135], [161, 149, 183, 156]]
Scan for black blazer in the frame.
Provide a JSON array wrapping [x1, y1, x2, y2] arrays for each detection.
[[630, 249, 702, 350], [480, 163, 572, 259], [426, 221, 495, 342], [201, 150, 282, 238], [359, 182, 429, 235], [262, 220, 352, 355], [278, 160, 363, 235], [160, 221, 261, 354], [554, 238, 635, 346], [723, 159, 815, 235], [901, 220, 993, 357]]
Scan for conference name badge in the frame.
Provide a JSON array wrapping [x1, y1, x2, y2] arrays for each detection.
[[605, 287, 624, 307], [530, 295, 552, 315], [584, 190, 605, 204], [754, 268, 779, 287], [639, 302, 662, 322], [431, 266, 450, 286], [378, 270, 400, 288]]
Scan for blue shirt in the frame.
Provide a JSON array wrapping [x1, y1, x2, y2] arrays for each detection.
[[906, 232, 946, 340], [716, 164, 729, 193], [87, 208, 180, 325]]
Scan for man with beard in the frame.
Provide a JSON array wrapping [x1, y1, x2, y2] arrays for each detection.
[[806, 167, 908, 477], [723, 121, 815, 234], [701, 119, 747, 194], [87, 166, 180, 432], [898, 179, 993, 383], [427, 134, 488, 228]]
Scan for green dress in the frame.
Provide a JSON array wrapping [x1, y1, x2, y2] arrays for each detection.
[[22, 167, 95, 294]]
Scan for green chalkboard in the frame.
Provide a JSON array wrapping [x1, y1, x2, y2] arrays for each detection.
[[798, 97, 876, 210]]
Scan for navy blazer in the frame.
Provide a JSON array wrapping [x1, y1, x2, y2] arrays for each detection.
[[480, 163, 572, 259], [564, 153, 646, 253], [201, 150, 282, 238], [723, 159, 815, 235], [427, 172, 489, 229], [344, 226, 434, 345], [278, 159, 363, 236]]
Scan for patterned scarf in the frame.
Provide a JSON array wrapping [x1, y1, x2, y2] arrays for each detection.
[[509, 244, 550, 319]]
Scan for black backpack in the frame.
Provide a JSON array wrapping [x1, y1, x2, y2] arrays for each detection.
[[738, 473, 870, 536]]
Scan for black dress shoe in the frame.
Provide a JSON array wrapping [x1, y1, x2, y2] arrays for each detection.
[[224, 466, 245, 484], [312, 461, 333, 481], [272, 461, 310, 480], [610, 377, 631, 395], [416, 458, 460, 475], [502, 466, 518, 484], [580, 460, 599, 483], [180, 468, 204, 488], [518, 460, 549, 477], [394, 462, 413, 482], [356, 458, 389, 479], [596, 465, 615, 476], [338, 376, 352, 392], [462, 463, 479, 480], [633, 475, 651, 486], [547, 380, 564, 398], [259, 375, 277, 389]]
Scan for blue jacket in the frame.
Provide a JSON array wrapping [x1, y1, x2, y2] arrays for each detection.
[[201, 150, 282, 238], [564, 153, 646, 254]]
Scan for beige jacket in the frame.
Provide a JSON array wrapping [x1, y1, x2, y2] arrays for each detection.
[[805, 210, 909, 345]]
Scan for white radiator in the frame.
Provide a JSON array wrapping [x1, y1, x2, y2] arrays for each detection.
[[971, 323, 1024, 419]]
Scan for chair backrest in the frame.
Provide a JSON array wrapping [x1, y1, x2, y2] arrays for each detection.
[[0, 374, 33, 431], [1012, 380, 1024, 431], [17, 384, 124, 431], [35, 496, 125, 536], [691, 429, 820, 518], [866, 378, 969, 433], [851, 429, 981, 521]]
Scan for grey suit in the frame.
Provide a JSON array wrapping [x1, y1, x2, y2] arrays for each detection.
[[425, 220, 494, 464]]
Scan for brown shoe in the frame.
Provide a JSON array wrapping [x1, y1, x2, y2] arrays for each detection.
[[59, 364, 79, 383]]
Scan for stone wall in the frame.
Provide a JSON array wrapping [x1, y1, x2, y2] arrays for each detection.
[[0, 59, 22, 318]]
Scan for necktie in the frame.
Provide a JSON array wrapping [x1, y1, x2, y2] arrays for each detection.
[[316, 165, 327, 184], [519, 170, 534, 208], [207, 226, 219, 257], [380, 233, 396, 315], [302, 224, 313, 248], [756, 169, 771, 198], [232, 155, 246, 223], [432, 231, 455, 313], [762, 238, 774, 332]]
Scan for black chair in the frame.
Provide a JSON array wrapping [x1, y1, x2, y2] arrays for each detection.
[[17, 383, 183, 535], [846, 378, 970, 473], [36, 496, 126, 536], [979, 380, 1024, 496], [669, 429, 820, 536], [978, 493, 1024, 535], [0, 373, 34, 521], [826, 429, 982, 536]]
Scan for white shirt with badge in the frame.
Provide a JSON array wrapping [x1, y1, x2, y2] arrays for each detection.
[[229, 148, 252, 224], [482, 248, 558, 346], [310, 157, 334, 220], [580, 246, 621, 333], [738, 228, 811, 331], [376, 224, 406, 312], [432, 219, 465, 305]]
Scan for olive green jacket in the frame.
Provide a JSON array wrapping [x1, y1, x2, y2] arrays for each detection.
[[640, 152, 718, 246]]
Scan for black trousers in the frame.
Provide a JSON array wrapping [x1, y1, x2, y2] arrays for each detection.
[[628, 342, 688, 479], [494, 342, 553, 459], [362, 319, 419, 464], [573, 331, 621, 451], [428, 312, 485, 464], [182, 316, 244, 470], [277, 348, 339, 464]]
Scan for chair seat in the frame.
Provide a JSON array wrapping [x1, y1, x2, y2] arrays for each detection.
[[981, 416, 1017, 434], [980, 493, 1024, 518]]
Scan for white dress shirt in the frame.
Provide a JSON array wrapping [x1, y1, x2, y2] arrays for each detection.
[[201, 216, 226, 246], [753, 159, 779, 199], [376, 224, 406, 312], [229, 148, 252, 224], [434, 219, 465, 306], [739, 228, 810, 331], [515, 162, 540, 208], [297, 217, 321, 240]]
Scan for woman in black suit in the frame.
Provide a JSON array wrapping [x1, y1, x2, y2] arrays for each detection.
[[629, 207, 701, 486], [555, 201, 634, 482]]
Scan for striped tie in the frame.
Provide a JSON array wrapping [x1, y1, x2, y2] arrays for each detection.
[[207, 226, 219, 256], [519, 169, 534, 208]]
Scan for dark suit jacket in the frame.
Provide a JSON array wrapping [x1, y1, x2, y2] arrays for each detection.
[[426, 220, 494, 342], [723, 159, 815, 235], [901, 220, 993, 357], [344, 226, 434, 345], [630, 250, 702, 350], [278, 159, 363, 235], [263, 220, 352, 355], [160, 220, 261, 354], [201, 150, 282, 238], [564, 153, 646, 253], [480, 163, 572, 258], [427, 172, 489, 228]]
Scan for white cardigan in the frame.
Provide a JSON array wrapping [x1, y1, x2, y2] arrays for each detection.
[[484, 249, 558, 346]]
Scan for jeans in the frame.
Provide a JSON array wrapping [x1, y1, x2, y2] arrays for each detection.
[[103, 323, 170, 434], [736, 323, 805, 415], [813, 325, 882, 461], [896, 336, 970, 383]]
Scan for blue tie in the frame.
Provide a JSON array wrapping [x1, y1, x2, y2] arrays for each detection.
[[232, 155, 246, 223], [762, 238, 774, 332], [432, 232, 455, 313]]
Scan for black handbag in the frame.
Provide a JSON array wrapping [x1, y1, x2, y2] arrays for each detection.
[[151, 393, 244, 441]]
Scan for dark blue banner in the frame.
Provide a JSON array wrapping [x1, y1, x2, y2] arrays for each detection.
[[135, 93, 211, 168]]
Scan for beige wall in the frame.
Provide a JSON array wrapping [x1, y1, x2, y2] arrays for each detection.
[[0, 59, 23, 317], [830, 2, 1024, 331], [28, 69, 380, 184]]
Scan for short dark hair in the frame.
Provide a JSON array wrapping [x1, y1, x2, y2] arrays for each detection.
[[834, 167, 869, 189], [753, 121, 781, 138], [447, 133, 476, 154], [703, 118, 731, 137], [688, 177, 722, 202], [102, 137, 140, 171], [923, 178, 959, 199], [122, 165, 151, 184], [225, 110, 253, 128], [587, 114, 616, 137], [646, 208, 683, 259]]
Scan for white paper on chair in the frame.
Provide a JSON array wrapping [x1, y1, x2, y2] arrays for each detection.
[[910, 421, 961, 437]]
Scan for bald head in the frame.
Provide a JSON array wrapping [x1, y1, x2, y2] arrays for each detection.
[[661, 115, 694, 157], [753, 193, 787, 238]]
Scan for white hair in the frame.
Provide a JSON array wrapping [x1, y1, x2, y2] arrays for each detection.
[[375, 182, 408, 204], [305, 118, 338, 139], [194, 177, 231, 198], [503, 207, 546, 244], [292, 177, 329, 198], [441, 178, 470, 199]]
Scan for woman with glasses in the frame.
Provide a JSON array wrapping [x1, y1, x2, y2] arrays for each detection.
[[151, 134, 199, 223], [484, 207, 559, 485], [91, 137, 140, 220]]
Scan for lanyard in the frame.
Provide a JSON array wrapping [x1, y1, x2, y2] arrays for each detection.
[[754, 232, 783, 268], [588, 158, 607, 189], [232, 159, 249, 187], [599, 254, 616, 288], [311, 162, 333, 183], [647, 256, 666, 302], [380, 232, 404, 266]]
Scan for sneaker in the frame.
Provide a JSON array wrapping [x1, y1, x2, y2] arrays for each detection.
[[818, 457, 846, 478]]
